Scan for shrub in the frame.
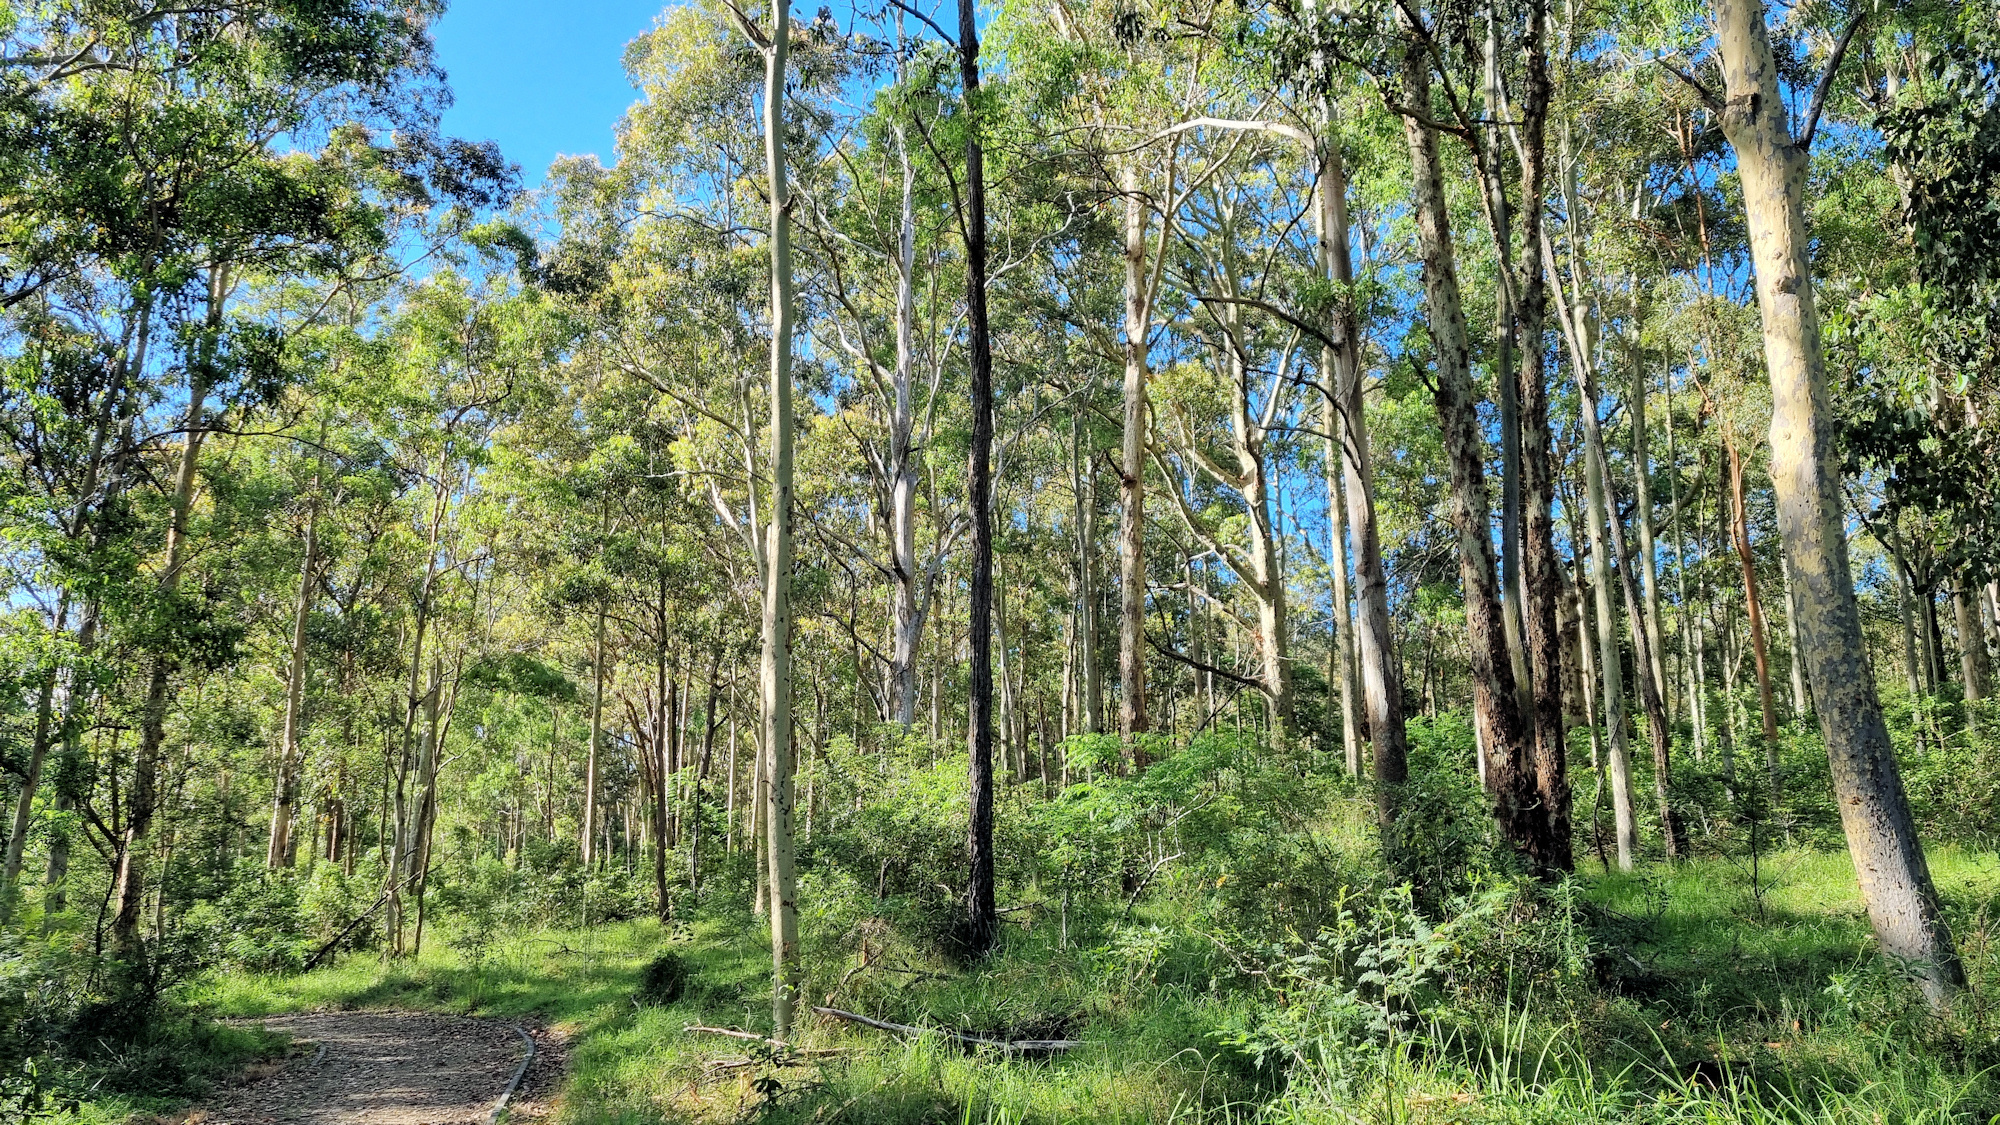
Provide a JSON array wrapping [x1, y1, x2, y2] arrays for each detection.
[[636, 951, 690, 1005]]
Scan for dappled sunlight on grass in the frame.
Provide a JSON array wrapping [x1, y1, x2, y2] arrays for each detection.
[[173, 845, 2000, 1124]]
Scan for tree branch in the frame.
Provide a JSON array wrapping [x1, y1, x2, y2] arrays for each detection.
[[1801, 12, 1866, 151]]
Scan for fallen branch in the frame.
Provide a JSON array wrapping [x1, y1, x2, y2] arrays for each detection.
[[685, 1025, 857, 1058], [1119, 853, 1183, 926], [303, 874, 413, 971], [810, 1006, 1084, 1053], [686, 1025, 788, 1049]]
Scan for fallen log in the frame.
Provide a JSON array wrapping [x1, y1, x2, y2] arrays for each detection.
[[809, 1006, 1083, 1054], [684, 1026, 856, 1058]]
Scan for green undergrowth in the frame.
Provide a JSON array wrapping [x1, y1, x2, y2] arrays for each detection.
[[157, 844, 2000, 1124], [196, 917, 671, 1025], [27, 1019, 286, 1125]]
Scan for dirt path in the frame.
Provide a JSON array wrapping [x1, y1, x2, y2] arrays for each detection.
[[187, 1012, 533, 1125]]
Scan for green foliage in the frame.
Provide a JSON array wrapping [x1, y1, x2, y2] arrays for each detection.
[[636, 950, 691, 1006], [1215, 879, 1588, 1078]]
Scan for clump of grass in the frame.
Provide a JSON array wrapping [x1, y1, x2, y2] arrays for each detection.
[[636, 950, 691, 1006]]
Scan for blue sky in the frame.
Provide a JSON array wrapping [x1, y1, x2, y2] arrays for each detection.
[[433, 2, 666, 185]]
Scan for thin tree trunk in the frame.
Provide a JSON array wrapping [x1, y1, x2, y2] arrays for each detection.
[[1896, 563, 1932, 698], [958, 0, 998, 953], [1727, 438, 1781, 798], [725, 690, 738, 854], [751, 0, 801, 1034], [268, 482, 322, 869], [1956, 576, 1989, 731], [1582, 373, 1686, 859], [583, 608, 607, 868], [889, 125, 925, 728], [1311, 128, 1365, 780], [1, 648, 60, 920], [690, 644, 720, 898], [1571, 567, 1609, 869], [654, 642, 673, 920], [1479, 7, 1530, 705], [1075, 426, 1104, 733], [1315, 132, 1404, 807], [997, 559, 1018, 782], [1582, 407, 1638, 869], [1669, 377, 1707, 757], [1714, 0, 1964, 1008], [1322, 378, 1359, 774], [48, 292, 151, 922], [1631, 363, 1669, 719]]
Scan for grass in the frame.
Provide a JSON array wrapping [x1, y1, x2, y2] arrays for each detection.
[[139, 844, 2000, 1125], [35, 1020, 290, 1125]]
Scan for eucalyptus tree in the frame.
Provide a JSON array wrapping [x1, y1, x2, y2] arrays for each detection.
[[1708, 0, 1964, 1007], [1147, 153, 1311, 729], [798, 39, 968, 731], [1004, 0, 1248, 754], [713, 0, 812, 1035], [1388, 4, 1541, 866]]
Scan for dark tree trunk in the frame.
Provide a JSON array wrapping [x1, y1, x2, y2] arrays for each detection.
[[1509, 0, 1572, 875], [1396, 26, 1537, 869], [958, 0, 997, 956]]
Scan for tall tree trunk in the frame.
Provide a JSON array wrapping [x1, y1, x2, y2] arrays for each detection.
[[1508, 0, 1571, 874], [1668, 381, 1707, 755], [1312, 130, 1369, 781], [996, 559, 1019, 780], [2, 628, 62, 921], [959, 0, 998, 953], [1581, 371, 1685, 859], [49, 307, 151, 919], [1713, 0, 1964, 1008], [1117, 162, 1151, 751], [1322, 188, 1406, 807], [1631, 364, 1669, 718], [268, 485, 321, 869], [1075, 429, 1105, 733], [655, 662, 674, 920], [1480, 7, 1530, 705], [752, 0, 801, 1035], [386, 463, 451, 951], [1570, 565, 1610, 869], [407, 657, 445, 956], [1582, 401, 1639, 869], [691, 644, 720, 898], [889, 125, 925, 727], [1896, 556, 1925, 703], [1322, 379, 1359, 773], [1396, 30, 1534, 864]]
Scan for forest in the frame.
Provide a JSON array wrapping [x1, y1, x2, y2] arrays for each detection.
[[1, 0, 1998, 1121]]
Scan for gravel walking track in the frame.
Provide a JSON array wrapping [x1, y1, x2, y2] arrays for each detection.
[[184, 1012, 553, 1125]]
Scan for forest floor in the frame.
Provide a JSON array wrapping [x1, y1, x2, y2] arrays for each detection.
[[158, 845, 2000, 1124], [180, 1012, 545, 1125]]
